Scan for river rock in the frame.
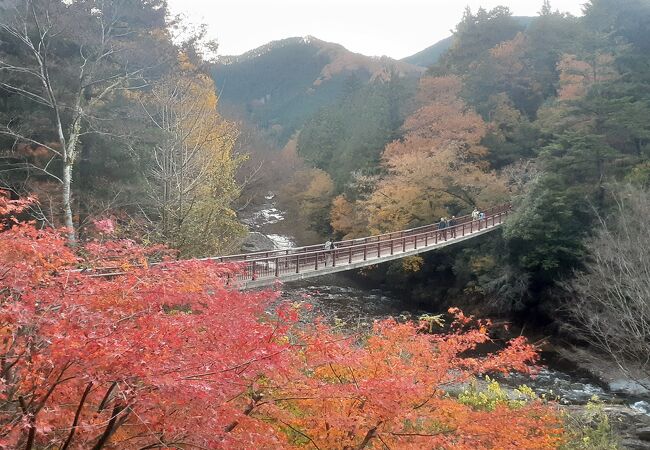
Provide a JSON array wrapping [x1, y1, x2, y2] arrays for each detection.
[[621, 438, 650, 449], [638, 427, 650, 441], [609, 379, 650, 397], [240, 232, 276, 253], [558, 347, 650, 398], [633, 401, 650, 415], [601, 405, 650, 447]]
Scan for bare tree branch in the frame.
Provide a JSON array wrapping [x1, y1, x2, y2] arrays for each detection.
[[565, 183, 650, 388]]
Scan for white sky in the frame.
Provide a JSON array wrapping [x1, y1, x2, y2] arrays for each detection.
[[167, 0, 586, 59]]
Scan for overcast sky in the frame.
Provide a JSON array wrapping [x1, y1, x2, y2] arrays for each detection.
[[167, 0, 586, 59]]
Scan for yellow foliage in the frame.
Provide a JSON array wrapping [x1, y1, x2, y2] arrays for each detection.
[[141, 55, 246, 256], [458, 377, 538, 411], [330, 195, 368, 239], [470, 255, 497, 273], [402, 255, 424, 272], [280, 168, 335, 233]]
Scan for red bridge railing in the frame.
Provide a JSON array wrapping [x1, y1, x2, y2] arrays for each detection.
[[210, 204, 510, 264]]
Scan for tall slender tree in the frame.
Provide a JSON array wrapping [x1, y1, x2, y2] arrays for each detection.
[[0, 0, 169, 243], [139, 55, 245, 256]]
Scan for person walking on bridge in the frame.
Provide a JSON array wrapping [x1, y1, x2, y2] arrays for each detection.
[[449, 215, 457, 238], [438, 217, 448, 240], [323, 238, 336, 266], [472, 208, 480, 222]]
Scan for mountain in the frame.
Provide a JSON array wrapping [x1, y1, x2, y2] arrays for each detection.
[[401, 36, 454, 68], [211, 36, 424, 143]]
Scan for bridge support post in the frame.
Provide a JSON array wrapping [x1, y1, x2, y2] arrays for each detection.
[[315, 253, 318, 270], [348, 247, 352, 264], [332, 250, 336, 267], [414, 235, 418, 249], [402, 238, 406, 253], [390, 240, 394, 255], [275, 258, 279, 277], [377, 242, 381, 257], [296, 255, 299, 274], [363, 246, 367, 261]]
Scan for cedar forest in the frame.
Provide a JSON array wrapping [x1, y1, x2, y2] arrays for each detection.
[[1, 0, 649, 448]]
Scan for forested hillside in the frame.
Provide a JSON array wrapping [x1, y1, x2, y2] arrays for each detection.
[[401, 36, 454, 68], [401, 16, 534, 68], [211, 37, 423, 143]]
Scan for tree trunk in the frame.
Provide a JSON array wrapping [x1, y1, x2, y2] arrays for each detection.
[[62, 162, 76, 245], [62, 112, 82, 246]]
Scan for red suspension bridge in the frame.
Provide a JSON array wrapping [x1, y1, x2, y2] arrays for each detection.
[[213, 204, 512, 288], [86, 204, 511, 288]]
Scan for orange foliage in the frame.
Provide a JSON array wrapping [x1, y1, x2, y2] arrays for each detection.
[[269, 313, 564, 449], [330, 194, 368, 239], [557, 53, 618, 100], [386, 76, 487, 160], [488, 33, 533, 87], [490, 32, 527, 62], [350, 76, 508, 233]]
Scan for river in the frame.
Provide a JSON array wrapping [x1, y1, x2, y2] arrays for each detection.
[[241, 194, 650, 445]]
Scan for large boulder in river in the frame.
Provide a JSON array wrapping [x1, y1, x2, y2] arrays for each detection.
[[609, 378, 650, 397], [638, 427, 650, 441], [240, 232, 275, 253]]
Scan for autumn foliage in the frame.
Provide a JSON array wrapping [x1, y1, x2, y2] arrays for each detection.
[[332, 76, 508, 237], [0, 196, 564, 448]]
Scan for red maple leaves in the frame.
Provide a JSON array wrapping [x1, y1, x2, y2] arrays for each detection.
[[0, 195, 564, 449]]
